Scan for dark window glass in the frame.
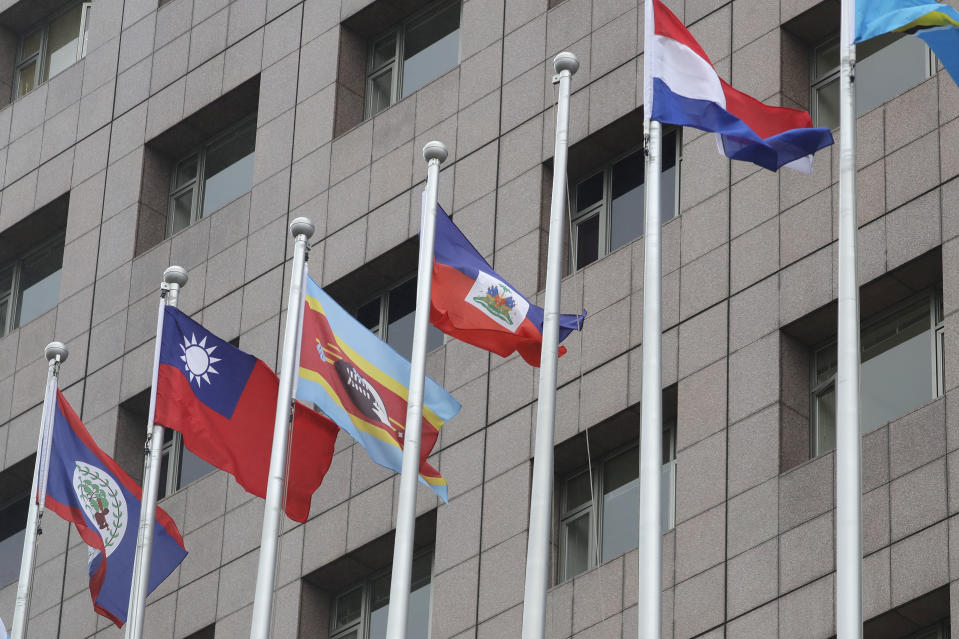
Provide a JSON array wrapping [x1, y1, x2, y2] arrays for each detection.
[[202, 123, 256, 217], [401, 3, 460, 98], [16, 235, 65, 328], [177, 447, 216, 489], [385, 279, 443, 359], [0, 495, 29, 587], [575, 214, 600, 269], [609, 151, 645, 253], [357, 298, 382, 334], [576, 172, 603, 212], [601, 448, 639, 563]]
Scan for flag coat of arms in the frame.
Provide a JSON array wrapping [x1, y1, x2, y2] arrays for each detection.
[[44, 391, 187, 627], [297, 275, 461, 502], [645, 0, 834, 171], [154, 306, 339, 523], [431, 205, 586, 367]]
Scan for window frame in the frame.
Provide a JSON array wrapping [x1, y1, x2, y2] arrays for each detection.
[[354, 275, 446, 354], [557, 423, 677, 583], [569, 131, 682, 272], [13, 1, 93, 100], [330, 548, 434, 639], [157, 430, 216, 499], [810, 290, 945, 457], [364, 0, 461, 119], [809, 32, 936, 128], [0, 231, 66, 337], [166, 115, 257, 237]]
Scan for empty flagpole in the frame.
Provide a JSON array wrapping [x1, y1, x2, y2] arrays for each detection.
[[837, 0, 863, 638], [125, 266, 187, 639], [11, 341, 68, 639], [384, 140, 448, 639], [249, 217, 314, 639], [521, 51, 578, 639]]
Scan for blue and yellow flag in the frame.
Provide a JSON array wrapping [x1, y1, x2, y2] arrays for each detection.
[[296, 273, 460, 502], [856, 0, 959, 84]]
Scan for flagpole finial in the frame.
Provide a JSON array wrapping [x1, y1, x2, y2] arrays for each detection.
[[553, 51, 579, 75], [44, 341, 68, 363], [423, 141, 448, 164], [290, 217, 315, 240], [163, 266, 188, 288]]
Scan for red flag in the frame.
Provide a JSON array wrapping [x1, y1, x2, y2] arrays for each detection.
[[154, 307, 338, 522]]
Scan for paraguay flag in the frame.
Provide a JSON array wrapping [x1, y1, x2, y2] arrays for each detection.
[[297, 275, 461, 502], [44, 391, 187, 627], [154, 307, 339, 523], [645, 0, 834, 172], [432, 205, 586, 367], [856, 0, 959, 85]]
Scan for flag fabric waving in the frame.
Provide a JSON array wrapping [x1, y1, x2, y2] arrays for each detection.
[[154, 306, 339, 523], [645, 0, 834, 172], [431, 205, 586, 366], [856, 0, 959, 84], [44, 391, 187, 627], [296, 275, 461, 502]]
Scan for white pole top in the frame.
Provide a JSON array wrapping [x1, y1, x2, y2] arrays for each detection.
[[44, 342, 68, 363], [290, 217, 315, 239], [554, 51, 579, 75], [423, 141, 448, 163], [163, 266, 188, 287]]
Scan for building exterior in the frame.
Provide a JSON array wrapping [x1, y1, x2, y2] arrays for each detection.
[[0, 0, 956, 637]]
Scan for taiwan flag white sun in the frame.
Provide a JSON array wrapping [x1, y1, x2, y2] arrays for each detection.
[[179, 333, 221, 387]]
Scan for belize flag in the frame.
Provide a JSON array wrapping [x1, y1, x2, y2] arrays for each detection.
[[432, 205, 586, 367], [44, 391, 187, 627], [645, 0, 834, 172], [154, 307, 339, 523], [297, 274, 461, 502], [856, 0, 959, 85]]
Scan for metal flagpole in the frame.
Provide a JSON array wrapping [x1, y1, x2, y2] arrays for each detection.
[[125, 266, 187, 639], [837, 0, 863, 637], [249, 217, 314, 639], [384, 140, 447, 639], [521, 51, 578, 639], [11, 342, 68, 639]]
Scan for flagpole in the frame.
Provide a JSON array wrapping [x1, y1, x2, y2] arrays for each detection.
[[521, 51, 578, 639], [11, 342, 68, 639], [125, 266, 187, 639], [249, 217, 313, 639], [837, 0, 862, 637], [383, 140, 447, 639]]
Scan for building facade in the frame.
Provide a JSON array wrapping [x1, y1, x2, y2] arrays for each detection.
[[0, 0, 957, 637]]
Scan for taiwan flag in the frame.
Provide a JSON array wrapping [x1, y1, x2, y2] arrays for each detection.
[[154, 307, 339, 523], [431, 205, 586, 367], [44, 391, 187, 627]]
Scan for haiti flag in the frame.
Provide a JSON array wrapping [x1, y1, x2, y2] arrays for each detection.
[[431, 205, 586, 367], [44, 391, 187, 627], [154, 307, 339, 523], [297, 275, 461, 502]]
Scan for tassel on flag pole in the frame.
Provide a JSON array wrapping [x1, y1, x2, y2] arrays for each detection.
[[521, 51, 579, 639], [249, 217, 314, 639], [10, 341, 68, 639], [125, 266, 188, 639], [384, 140, 448, 639]]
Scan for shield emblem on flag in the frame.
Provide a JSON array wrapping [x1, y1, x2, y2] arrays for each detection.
[[73, 462, 128, 557], [465, 271, 530, 332]]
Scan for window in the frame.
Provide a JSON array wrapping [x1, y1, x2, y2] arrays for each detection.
[[331, 550, 433, 639], [811, 32, 933, 128], [0, 456, 34, 588], [184, 624, 215, 639], [0, 232, 65, 336], [558, 425, 676, 583], [15, 2, 92, 99], [355, 278, 444, 360], [157, 429, 216, 499], [365, 0, 460, 118], [811, 292, 944, 456], [570, 130, 680, 271], [168, 118, 256, 236]]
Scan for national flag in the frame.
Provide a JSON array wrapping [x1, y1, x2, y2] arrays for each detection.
[[43, 391, 187, 627], [856, 0, 959, 84], [153, 307, 339, 523], [296, 275, 461, 502], [431, 205, 586, 366], [645, 0, 834, 172]]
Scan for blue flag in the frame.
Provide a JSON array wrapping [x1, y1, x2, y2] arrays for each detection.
[[44, 392, 187, 627], [856, 0, 959, 85]]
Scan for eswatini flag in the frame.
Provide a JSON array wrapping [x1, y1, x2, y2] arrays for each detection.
[[297, 274, 461, 502], [645, 0, 833, 172], [431, 205, 586, 367]]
